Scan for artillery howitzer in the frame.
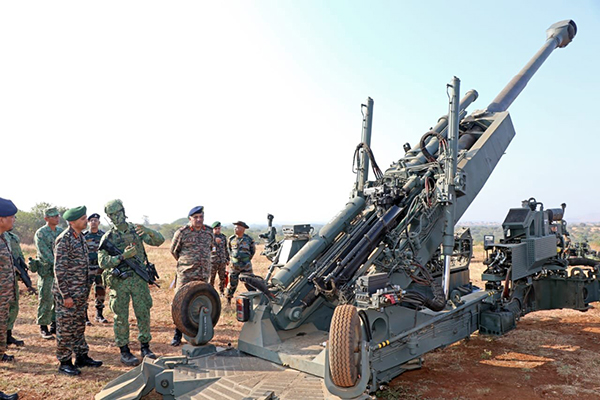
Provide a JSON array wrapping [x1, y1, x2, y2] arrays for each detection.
[[97, 19, 591, 400]]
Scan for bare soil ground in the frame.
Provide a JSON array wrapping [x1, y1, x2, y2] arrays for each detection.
[[1, 243, 599, 399]]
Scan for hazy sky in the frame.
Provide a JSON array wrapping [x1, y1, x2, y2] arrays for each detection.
[[2, 1, 599, 227]]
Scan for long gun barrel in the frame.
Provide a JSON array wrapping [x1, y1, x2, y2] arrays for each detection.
[[13, 256, 35, 293], [100, 239, 160, 287], [486, 20, 576, 113]]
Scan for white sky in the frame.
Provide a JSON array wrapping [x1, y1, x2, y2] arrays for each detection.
[[3, 1, 599, 227]]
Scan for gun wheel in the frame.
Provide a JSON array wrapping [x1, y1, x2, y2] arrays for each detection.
[[329, 304, 362, 388], [172, 281, 221, 337]]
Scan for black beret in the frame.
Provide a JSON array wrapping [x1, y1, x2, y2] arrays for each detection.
[[0, 198, 17, 217], [232, 221, 249, 229], [88, 213, 101, 221]]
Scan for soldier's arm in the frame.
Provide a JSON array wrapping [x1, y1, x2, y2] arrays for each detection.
[[170, 229, 181, 260], [136, 224, 165, 247], [35, 229, 54, 266], [98, 235, 121, 270], [249, 237, 256, 258], [53, 236, 72, 300]]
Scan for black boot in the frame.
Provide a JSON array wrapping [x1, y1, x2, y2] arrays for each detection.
[[49, 321, 57, 335], [140, 342, 156, 359], [95, 307, 108, 324], [74, 353, 103, 368], [85, 313, 93, 327], [7, 330, 24, 347], [1, 354, 15, 362], [170, 328, 182, 347], [40, 325, 54, 340], [58, 359, 81, 376], [0, 390, 18, 400], [119, 345, 140, 367]]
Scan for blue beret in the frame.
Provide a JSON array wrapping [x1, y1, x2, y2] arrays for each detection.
[[0, 198, 17, 217], [188, 206, 204, 217], [88, 213, 101, 221], [63, 206, 87, 222]]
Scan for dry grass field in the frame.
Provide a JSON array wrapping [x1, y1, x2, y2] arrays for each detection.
[[1, 242, 599, 399]]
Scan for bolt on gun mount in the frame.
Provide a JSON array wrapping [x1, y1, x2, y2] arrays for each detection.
[[234, 20, 578, 398]]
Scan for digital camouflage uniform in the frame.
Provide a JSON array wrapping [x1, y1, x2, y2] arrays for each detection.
[[4, 231, 23, 331], [0, 235, 16, 358], [98, 223, 164, 347], [170, 224, 214, 292], [210, 232, 229, 293], [53, 227, 90, 362], [226, 234, 256, 299], [34, 224, 63, 326], [84, 229, 105, 312]]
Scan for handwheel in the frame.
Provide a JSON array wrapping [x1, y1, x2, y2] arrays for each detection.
[[328, 304, 362, 387], [171, 281, 221, 337]]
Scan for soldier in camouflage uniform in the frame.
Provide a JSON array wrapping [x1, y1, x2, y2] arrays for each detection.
[[169, 206, 213, 346], [83, 213, 107, 324], [32, 207, 63, 339], [0, 198, 19, 400], [226, 221, 256, 305], [98, 199, 164, 366], [54, 206, 102, 376], [4, 230, 27, 347], [209, 221, 229, 296]]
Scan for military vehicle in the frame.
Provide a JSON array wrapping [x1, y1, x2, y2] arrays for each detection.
[[97, 19, 598, 400]]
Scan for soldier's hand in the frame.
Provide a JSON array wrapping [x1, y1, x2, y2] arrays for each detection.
[[135, 224, 149, 237], [64, 297, 74, 308], [123, 244, 137, 259]]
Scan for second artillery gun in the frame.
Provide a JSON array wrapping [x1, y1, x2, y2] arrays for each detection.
[[97, 19, 597, 400]]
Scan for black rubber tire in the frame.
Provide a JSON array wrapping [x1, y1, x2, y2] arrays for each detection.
[[172, 281, 221, 337], [329, 304, 362, 388]]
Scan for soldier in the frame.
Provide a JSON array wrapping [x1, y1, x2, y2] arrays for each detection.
[[98, 199, 164, 366], [169, 206, 213, 346], [4, 229, 30, 347], [226, 221, 255, 305], [33, 207, 63, 339], [0, 198, 19, 400], [54, 206, 102, 376], [209, 221, 229, 296], [83, 213, 108, 324]]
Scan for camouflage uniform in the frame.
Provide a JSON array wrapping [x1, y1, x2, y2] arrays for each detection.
[[170, 224, 214, 292], [53, 227, 90, 361], [84, 229, 106, 312], [226, 234, 256, 299], [0, 235, 16, 359], [98, 223, 164, 347], [210, 232, 229, 294], [4, 232, 22, 331], [34, 224, 63, 326]]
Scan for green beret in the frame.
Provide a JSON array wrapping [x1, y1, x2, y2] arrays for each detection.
[[63, 206, 87, 222], [211, 221, 221, 228], [44, 207, 59, 217]]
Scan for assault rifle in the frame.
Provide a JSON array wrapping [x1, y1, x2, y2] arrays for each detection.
[[13, 256, 37, 294], [100, 239, 160, 288]]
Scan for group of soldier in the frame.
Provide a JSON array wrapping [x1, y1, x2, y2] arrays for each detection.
[[0, 197, 256, 400]]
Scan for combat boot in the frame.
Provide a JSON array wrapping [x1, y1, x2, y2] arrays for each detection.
[[58, 359, 81, 376], [85, 313, 93, 327], [40, 325, 54, 340], [0, 390, 18, 400], [140, 342, 157, 359], [119, 345, 140, 367], [49, 321, 57, 335], [170, 328, 182, 347], [95, 308, 108, 324], [7, 331, 24, 347], [0, 354, 14, 362], [74, 353, 103, 368]]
